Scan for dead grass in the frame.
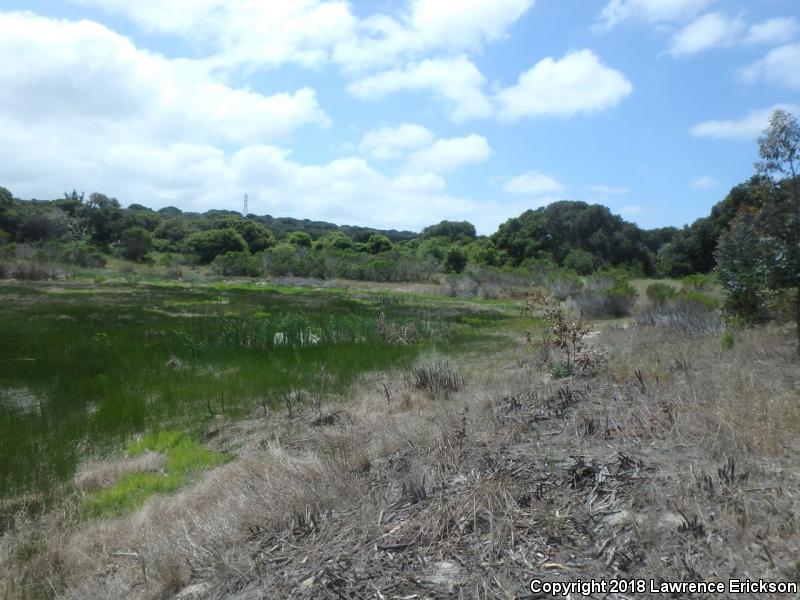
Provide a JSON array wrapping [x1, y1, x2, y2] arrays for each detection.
[[2, 323, 799, 599], [73, 451, 166, 493]]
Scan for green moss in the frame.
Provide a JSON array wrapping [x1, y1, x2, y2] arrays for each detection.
[[84, 431, 229, 518]]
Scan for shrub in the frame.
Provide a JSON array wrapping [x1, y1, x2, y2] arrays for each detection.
[[551, 361, 574, 379], [407, 360, 464, 398], [366, 234, 392, 254], [544, 269, 583, 300], [184, 228, 248, 264], [443, 248, 467, 273], [212, 251, 265, 277], [117, 227, 152, 262], [681, 273, 717, 292], [60, 242, 106, 268], [562, 248, 596, 275], [11, 262, 58, 281], [638, 290, 721, 332], [0, 262, 7, 279], [721, 330, 735, 350], [574, 270, 637, 318], [645, 282, 678, 308], [286, 231, 312, 247]]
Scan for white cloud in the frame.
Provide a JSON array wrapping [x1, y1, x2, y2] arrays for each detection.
[[690, 104, 800, 140], [75, 0, 534, 72], [0, 12, 329, 146], [404, 134, 492, 173], [745, 17, 798, 46], [358, 124, 434, 161], [408, 0, 532, 52], [598, 0, 711, 29], [691, 175, 718, 189], [669, 12, 744, 57], [347, 56, 493, 122], [0, 126, 522, 233], [739, 43, 800, 90], [503, 171, 565, 196], [495, 50, 633, 120]]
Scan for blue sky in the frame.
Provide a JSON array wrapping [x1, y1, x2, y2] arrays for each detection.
[[1, 1, 798, 233]]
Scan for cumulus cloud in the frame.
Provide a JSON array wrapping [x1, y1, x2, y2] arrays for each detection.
[[495, 50, 633, 120], [597, 0, 711, 29], [739, 43, 800, 90], [358, 124, 434, 161], [74, 0, 534, 72], [0, 12, 329, 146], [690, 104, 800, 140], [347, 56, 493, 122], [503, 172, 565, 196], [0, 127, 523, 233], [744, 17, 798, 46], [669, 12, 744, 57], [403, 135, 491, 173]]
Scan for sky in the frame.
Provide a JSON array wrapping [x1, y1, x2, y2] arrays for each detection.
[[1, 1, 799, 234]]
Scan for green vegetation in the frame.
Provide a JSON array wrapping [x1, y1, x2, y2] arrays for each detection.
[[0, 280, 512, 499], [83, 431, 229, 517]]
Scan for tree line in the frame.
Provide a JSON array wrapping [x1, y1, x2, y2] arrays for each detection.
[[0, 110, 797, 340]]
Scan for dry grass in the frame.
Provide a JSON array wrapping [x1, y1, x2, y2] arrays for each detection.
[[73, 451, 166, 493], [2, 323, 799, 599]]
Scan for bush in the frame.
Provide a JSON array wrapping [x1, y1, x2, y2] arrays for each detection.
[[562, 248, 596, 275], [212, 251, 265, 277], [11, 262, 59, 281], [184, 228, 248, 264], [407, 360, 464, 398], [645, 282, 678, 308], [366, 234, 392, 254], [574, 270, 637, 318], [443, 248, 467, 273], [117, 227, 152, 262], [0, 262, 7, 279], [286, 231, 312, 247], [544, 269, 583, 300], [638, 290, 720, 332], [721, 330, 735, 350], [60, 242, 106, 268]]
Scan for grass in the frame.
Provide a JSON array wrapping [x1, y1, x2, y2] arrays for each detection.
[[1, 308, 798, 598], [0, 280, 517, 499], [82, 431, 229, 518]]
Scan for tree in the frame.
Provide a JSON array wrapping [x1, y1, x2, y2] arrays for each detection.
[[287, 231, 312, 247], [756, 109, 800, 354], [366, 234, 392, 254], [444, 248, 467, 273], [184, 228, 248, 264], [714, 210, 771, 322], [421, 220, 476, 241], [118, 227, 153, 262]]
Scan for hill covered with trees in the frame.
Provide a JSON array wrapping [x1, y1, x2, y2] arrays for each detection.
[[0, 167, 795, 285]]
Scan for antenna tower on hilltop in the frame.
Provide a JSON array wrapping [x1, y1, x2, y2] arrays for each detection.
[[242, 194, 248, 217]]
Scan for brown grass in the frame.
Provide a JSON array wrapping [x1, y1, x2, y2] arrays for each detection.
[[2, 322, 799, 599]]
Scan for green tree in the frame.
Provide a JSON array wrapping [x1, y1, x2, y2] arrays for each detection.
[[714, 210, 771, 322], [756, 108, 800, 354], [444, 247, 467, 273], [118, 227, 153, 262], [421, 220, 476, 241], [366, 234, 392, 254], [184, 228, 248, 264], [287, 231, 312, 247]]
